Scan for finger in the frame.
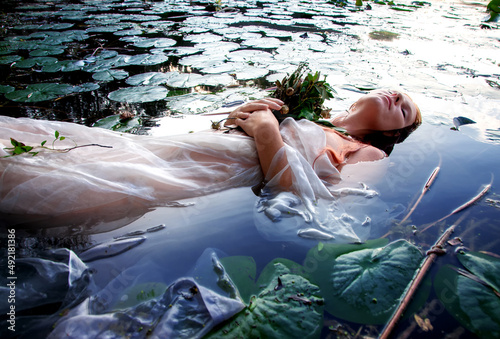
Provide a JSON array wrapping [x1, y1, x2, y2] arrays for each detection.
[[239, 103, 270, 113], [257, 98, 283, 111]]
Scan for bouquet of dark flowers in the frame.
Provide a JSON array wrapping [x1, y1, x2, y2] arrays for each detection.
[[271, 63, 345, 133]]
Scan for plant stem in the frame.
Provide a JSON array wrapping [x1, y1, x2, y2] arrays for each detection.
[[379, 212, 468, 339]]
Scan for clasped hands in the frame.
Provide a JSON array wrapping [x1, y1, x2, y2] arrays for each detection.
[[224, 98, 284, 137]]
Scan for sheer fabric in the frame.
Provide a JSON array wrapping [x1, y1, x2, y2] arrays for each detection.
[[0, 116, 399, 242]]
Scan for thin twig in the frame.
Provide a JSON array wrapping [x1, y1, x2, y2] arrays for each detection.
[[379, 212, 468, 339], [400, 166, 440, 225], [420, 177, 493, 233], [58, 143, 113, 152]]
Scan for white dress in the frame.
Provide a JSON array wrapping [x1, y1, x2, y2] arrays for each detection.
[[0, 116, 399, 242]]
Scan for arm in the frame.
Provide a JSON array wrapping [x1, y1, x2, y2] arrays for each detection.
[[235, 108, 292, 188], [224, 98, 283, 127]]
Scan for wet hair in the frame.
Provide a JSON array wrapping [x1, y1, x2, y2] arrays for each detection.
[[358, 100, 422, 155]]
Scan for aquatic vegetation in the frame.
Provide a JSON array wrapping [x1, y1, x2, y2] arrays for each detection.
[[434, 251, 500, 338], [272, 63, 337, 126]]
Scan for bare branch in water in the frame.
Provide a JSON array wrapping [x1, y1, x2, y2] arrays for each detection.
[[400, 166, 440, 225], [420, 176, 493, 233]]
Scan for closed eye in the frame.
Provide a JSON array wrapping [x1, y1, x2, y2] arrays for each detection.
[[402, 108, 406, 118]]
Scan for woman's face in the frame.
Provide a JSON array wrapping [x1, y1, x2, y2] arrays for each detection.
[[349, 90, 418, 132]]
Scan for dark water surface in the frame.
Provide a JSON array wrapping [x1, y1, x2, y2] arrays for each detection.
[[1, 0, 500, 338]]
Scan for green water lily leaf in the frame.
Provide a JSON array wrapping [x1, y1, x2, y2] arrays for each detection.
[[328, 240, 423, 323], [435, 251, 500, 339], [206, 262, 324, 339], [5, 83, 75, 102], [93, 114, 141, 132], [0, 55, 22, 64], [306, 239, 427, 324], [133, 37, 176, 48], [14, 56, 58, 68], [165, 72, 205, 88], [108, 86, 169, 103], [0, 85, 15, 94], [219, 256, 257, 303], [127, 53, 168, 66], [112, 282, 168, 310], [74, 83, 100, 92], [125, 72, 175, 86], [92, 69, 129, 82], [30, 46, 64, 57], [42, 60, 84, 73]]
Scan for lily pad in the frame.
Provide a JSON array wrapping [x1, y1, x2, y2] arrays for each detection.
[[42, 60, 84, 73], [133, 37, 176, 48], [452, 116, 476, 130], [74, 83, 100, 92], [165, 72, 205, 88], [0, 85, 15, 94], [92, 69, 129, 82], [13, 56, 59, 68], [125, 72, 175, 86], [306, 239, 427, 324], [0, 55, 22, 64], [206, 261, 324, 339], [29, 47, 66, 57], [5, 83, 75, 102], [108, 86, 169, 103], [127, 53, 168, 66], [435, 251, 500, 338], [93, 114, 142, 133]]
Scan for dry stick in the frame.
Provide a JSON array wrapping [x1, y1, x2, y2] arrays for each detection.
[[399, 166, 440, 225], [379, 212, 468, 339], [420, 181, 492, 233]]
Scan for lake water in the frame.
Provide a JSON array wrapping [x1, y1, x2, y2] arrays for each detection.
[[1, 0, 499, 338]]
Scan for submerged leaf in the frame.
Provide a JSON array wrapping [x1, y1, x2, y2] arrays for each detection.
[[435, 251, 500, 339], [206, 262, 323, 339], [306, 239, 429, 324]]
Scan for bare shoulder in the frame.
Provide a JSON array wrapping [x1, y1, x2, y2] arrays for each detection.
[[346, 145, 386, 164]]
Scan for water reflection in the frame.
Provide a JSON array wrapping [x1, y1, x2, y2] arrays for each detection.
[[1, 0, 500, 338]]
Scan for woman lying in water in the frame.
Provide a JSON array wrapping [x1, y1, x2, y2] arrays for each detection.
[[0, 89, 421, 232], [225, 89, 421, 188]]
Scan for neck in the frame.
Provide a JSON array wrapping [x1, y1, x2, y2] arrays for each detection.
[[331, 111, 370, 138]]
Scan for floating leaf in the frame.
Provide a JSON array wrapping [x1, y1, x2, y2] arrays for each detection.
[[93, 114, 141, 133], [0, 85, 15, 94], [74, 83, 100, 92], [452, 116, 476, 130], [126, 53, 168, 66], [125, 72, 175, 86], [14, 56, 58, 68], [0, 55, 22, 64], [133, 37, 176, 48], [92, 69, 129, 82], [206, 262, 324, 339], [369, 30, 400, 41], [108, 86, 169, 103], [42, 60, 84, 73], [435, 251, 500, 339], [5, 83, 75, 102]]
